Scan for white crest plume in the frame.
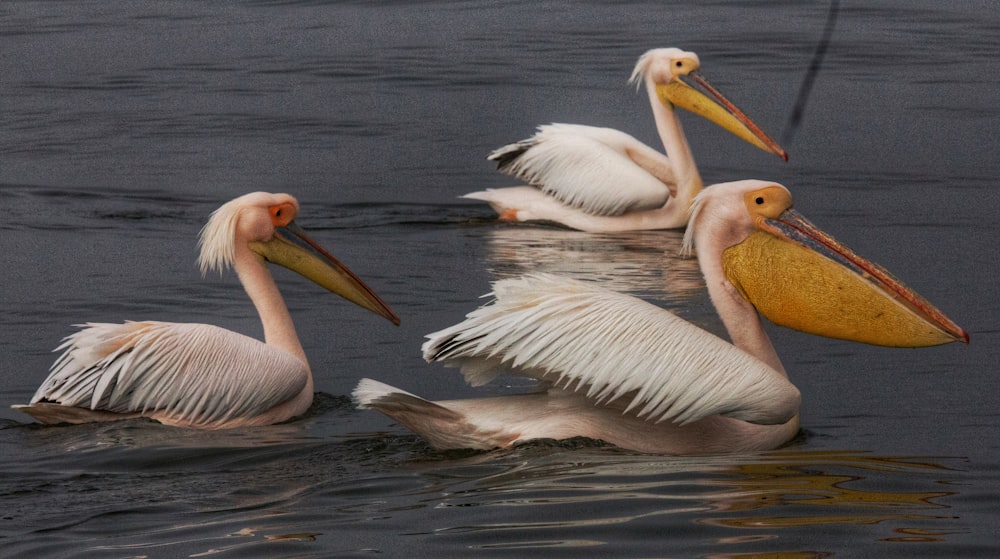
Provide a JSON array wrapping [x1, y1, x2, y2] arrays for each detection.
[[197, 197, 243, 276], [682, 187, 711, 257]]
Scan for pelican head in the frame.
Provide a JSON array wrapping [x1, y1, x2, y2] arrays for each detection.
[[685, 180, 967, 347], [630, 48, 787, 161], [198, 192, 399, 325]]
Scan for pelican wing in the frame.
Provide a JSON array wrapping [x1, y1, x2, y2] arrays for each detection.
[[488, 124, 675, 216], [422, 274, 799, 426], [31, 321, 308, 427]]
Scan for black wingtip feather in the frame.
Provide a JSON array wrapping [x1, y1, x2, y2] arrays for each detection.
[[487, 139, 535, 171]]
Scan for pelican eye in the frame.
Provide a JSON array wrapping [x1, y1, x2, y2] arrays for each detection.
[[269, 202, 297, 227], [755, 196, 765, 205]]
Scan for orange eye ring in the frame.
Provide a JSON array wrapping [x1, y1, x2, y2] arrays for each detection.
[[744, 186, 792, 221], [269, 202, 297, 227]]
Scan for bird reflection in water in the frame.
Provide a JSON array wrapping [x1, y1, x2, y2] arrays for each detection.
[[700, 451, 961, 549], [480, 226, 704, 311], [410, 448, 964, 556]]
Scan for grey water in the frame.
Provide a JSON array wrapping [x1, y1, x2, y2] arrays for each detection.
[[2, 1, 998, 557]]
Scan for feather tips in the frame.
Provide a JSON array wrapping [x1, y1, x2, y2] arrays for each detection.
[[423, 274, 799, 426], [32, 321, 308, 427]]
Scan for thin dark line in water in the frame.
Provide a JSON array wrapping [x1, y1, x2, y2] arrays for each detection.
[[782, 0, 840, 146]]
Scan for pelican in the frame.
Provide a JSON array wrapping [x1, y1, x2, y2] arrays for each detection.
[[464, 48, 787, 232], [14, 192, 399, 429], [355, 180, 967, 454]]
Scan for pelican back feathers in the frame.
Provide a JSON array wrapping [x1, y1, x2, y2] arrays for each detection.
[[27, 321, 309, 428], [488, 124, 673, 216], [422, 274, 800, 426]]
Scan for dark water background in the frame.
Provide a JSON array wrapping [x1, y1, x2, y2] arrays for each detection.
[[2, 1, 998, 557]]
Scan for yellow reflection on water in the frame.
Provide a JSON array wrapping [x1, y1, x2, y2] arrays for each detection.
[[699, 450, 961, 547]]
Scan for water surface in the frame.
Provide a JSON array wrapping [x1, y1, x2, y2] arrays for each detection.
[[1, 2, 998, 557]]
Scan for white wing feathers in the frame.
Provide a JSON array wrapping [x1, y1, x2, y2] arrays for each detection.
[[33, 321, 308, 427], [488, 124, 674, 216], [422, 274, 799, 426]]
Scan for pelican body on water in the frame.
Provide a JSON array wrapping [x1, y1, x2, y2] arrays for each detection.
[[356, 180, 967, 455], [15, 192, 399, 429], [464, 48, 787, 232]]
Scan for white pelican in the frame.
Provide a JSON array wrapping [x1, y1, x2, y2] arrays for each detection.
[[355, 180, 967, 454], [464, 48, 787, 232], [14, 192, 399, 429]]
